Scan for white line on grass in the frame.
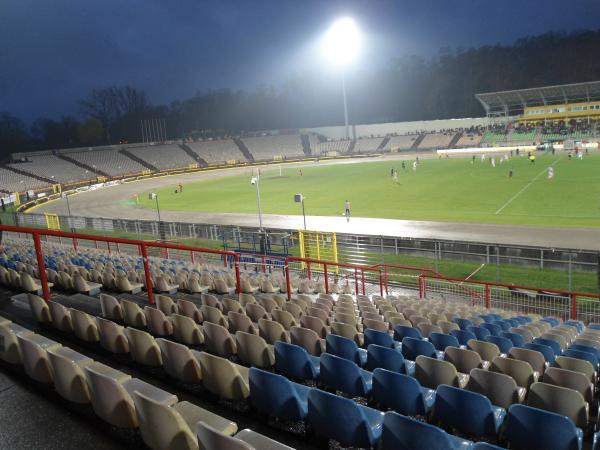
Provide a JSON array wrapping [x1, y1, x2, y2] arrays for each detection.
[[495, 158, 560, 215]]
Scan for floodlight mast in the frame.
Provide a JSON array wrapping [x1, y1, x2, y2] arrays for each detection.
[[323, 17, 359, 140]]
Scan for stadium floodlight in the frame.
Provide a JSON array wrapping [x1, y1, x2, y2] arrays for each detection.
[[250, 176, 263, 230], [322, 17, 360, 139], [294, 193, 307, 230]]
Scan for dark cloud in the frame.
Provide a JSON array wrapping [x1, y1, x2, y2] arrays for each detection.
[[2, 0, 600, 120]]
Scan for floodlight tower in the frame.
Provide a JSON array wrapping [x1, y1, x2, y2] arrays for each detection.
[[323, 17, 360, 140]]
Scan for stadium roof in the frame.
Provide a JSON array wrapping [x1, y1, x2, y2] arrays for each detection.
[[475, 80, 600, 116]]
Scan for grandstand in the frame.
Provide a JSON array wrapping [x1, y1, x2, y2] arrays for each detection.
[[0, 166, 50, 193], [352, 137, 384, 153], [187, 139, 246, 164], [384, 134, 420, 151], [241, 134, 304, 161], [126, 144, 199, 170], [313, 138, 352, 155], [9, 154, 91, 184], [418, 132, 455, 150], [67, 148, 148, 176]]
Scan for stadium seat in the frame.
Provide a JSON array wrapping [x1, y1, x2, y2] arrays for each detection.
[[133, 392, 237, 450], [155, 294, 178, 315], [372, 368, 434, 416], [18, 333, 62, 383], [543, 366, 593, 405], [429, 332, 460, 352], [380, 411, 473, 450], [527, 381, 588, 428], [28, 293, 51, 323], [258, 318, 290, 345], [197, 352, 250, 400], [366, 344, 414, 374], [274, 341, 320, 380], [172, 313, 204, 346], [485, 335, 513, 353], [70, 308, 100, 342], [509, 346, 546, 375], [47, 346, 93, 403], [271, 309, 297, 330], [289, 326, 325, 356], [0, 321, 33, 364], [480, 323, 502, 337], [450, 329, 477, 346], [300, 315, 329, 338], [393, 324, 422, 341], [490, 356, 537, 389], [121, 299, 147, 327], [125, 327, 163, 367], [203, 321, 237, 358], [505, 404, 583, 450], [307, 389, 384, 448], [563, 348, 599, 369], [466, 368, 526, 409], [467, 325, 491, 341], [500, 331, 525, 348], [554, 355, 596, 384], [533, 337, 561, 356], [434, 384, 505, 439], [467, 339, 501, 362], [246, 303, 269, 323], [524, 342, 556, 363], [157, 338, 203, 383], [197, 421, 294, 450], [325, 333, 367, 366], [200, 305, 228, 327], [364, 328, 399, 349], [453, 318, 473, 330], [444, 346, 485, 374], [565, 320, 584, 333], [228, 311, 258, 335], [222, 298, 244, 315], [330, 321, 363, 346], [248, 368, 309, 420], [144, 306, 174, 337], [96, 316, 129, 354], [235, 331, 275, 368], [415, 355, 468, 389], [319, 353, 373, 397], [401, 336, 436, 360], [48, 300, 73, 332]]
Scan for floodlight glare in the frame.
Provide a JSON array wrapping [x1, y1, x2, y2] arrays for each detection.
[[323, 17, 360, 66]]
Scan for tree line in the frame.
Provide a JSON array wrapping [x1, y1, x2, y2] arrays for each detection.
[[1, 29, 600, 159]]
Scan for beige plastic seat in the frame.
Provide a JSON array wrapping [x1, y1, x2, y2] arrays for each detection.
[[227, 311, 258, 335], [409, 315, 430, 327], [246, 303, 269, 323], [554, 355, 596, 384], [330, 321, 363, 346], [467, 339, 501, 362], [187, 277, 208, 294], [490, 356, 537, 389], [157, 338, 203, 383], [258, 318, 290, 345], [116, 274, 143, 294], [203, 321, 237, 358], [28, 293, 51, 323], [238, 293, 256, 308], [47, 346, 94, 403], [541, 332, 567, 351], [300, 315, 329, 338], [444, 346, 485, 374], [509, 347, 546, 376], [99, 293, 123, 321], [197, 421, 294, 450], [84, 362, 177, 428], [282, 302, 303, 320], [417, 323, 442, 338], [121, 299, 147, 328], [437, 320, 459, 334], [20, 273, 51, 295], [200, 305, 229, 328], [415, 355, 469, 389], [543, 366, 594, 406], [258, 296, 278, 314], [467, 367, 526, 409], [172, 313, 205, 346], [17, 333, 62, 383], [145, 306, 174, 337], [134, 392, 237, 450], [222, 298, 245, 315], [201, 293, 223, 311], [335, 311, 358, 326], [73, 273, 102, 296], [177, 299, 203, 323], [548, 328, 574, 345], [236, 331, 275, 368], [125, 327, 163, 367], [198, 352, 250, 400], [155, 276, 178, 294], [48, 300, 74, 332], [307, 307, 330, 325], [96, 316, 130, 354], [509, 327, 534, 344], [70, 308, 100, 342], [271, 309, 298, 331], [0, 322, 34, 364], [290, 326, 325, 356], [527, 381, 588, 428], [155, 294, 178, 315], [363, 318, 389, 333], [213, 278, 233, 295]]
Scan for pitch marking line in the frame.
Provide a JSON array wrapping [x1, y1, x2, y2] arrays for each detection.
[[495, 157, 560, 215]]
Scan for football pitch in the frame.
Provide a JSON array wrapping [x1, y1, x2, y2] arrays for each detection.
[[139, 153, 600, 228]]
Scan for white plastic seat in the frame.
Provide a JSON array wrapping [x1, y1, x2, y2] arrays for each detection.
[[18, 333, 62, 383], [125, 327, 163, 367], [47, 346, 94, 403]]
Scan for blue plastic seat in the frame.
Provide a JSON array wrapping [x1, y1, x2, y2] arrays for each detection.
[[506, 404, 583, 450], [366, 344, 414, 375], [564, 320, 584, 333], [372, 368, 434, 416], [524, 342, 556, 363], [515, 316, 532, 323], [512, 316, 528, 325], [500, 331, 525, 347], [364, 328, 399, 349], [479, 314, 495, 323], [393, 325, 422, 341], [481, 323, 502, 336], [381, 411, 473, 450], [588, 324, 600, 331], [248, 368, 309, 420], [569, 344, 600, 360], [484, 335, 513, 353], [429, 332, 460, 352], [307, 389, 384, 448], [434, 384, 506, 439], [401, 337, 436, 361], [505, 318, 520, 327], [320, 353, 373, 397], [542, 317, 560, 327], [326, 333, 368, 366], [493, 320, 511, 331], [274, 341, 320, 380], [533, 337, 561, 357], [467, 326, 491, 341], [488, 314, 502, 321], [453, 318, 473, 330], [563, 348, 598, 368], [450, 329, 477, 346]]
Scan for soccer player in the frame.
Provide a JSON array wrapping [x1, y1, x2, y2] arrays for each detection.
[[491, 157, 496, 168], [509, 167, 513, 178], [178, 182, 183, 192], [412, 161, 417, 171], [393, 170, 399, 183], [472, 155, 476, 164], [548, 167, 554, 179], [402, 161, 406, 170], [344, 200, 351, 221]]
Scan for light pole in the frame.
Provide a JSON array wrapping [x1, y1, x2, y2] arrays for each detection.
[[323, 17, 360, 140], [62, 192, 74, 232], [149, 192, 165, 239], [294, 193, 307, 230], [251, 175, 263, 230]]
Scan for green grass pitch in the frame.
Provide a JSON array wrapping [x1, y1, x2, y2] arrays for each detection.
[[139, 153, 600, 228]]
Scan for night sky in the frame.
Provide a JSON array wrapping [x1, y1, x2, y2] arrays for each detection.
[[2, 0, 600, 120]]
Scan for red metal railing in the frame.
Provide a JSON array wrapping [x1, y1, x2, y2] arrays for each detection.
[[367, 263, 437, 295], [0, 225, 241, 304]]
